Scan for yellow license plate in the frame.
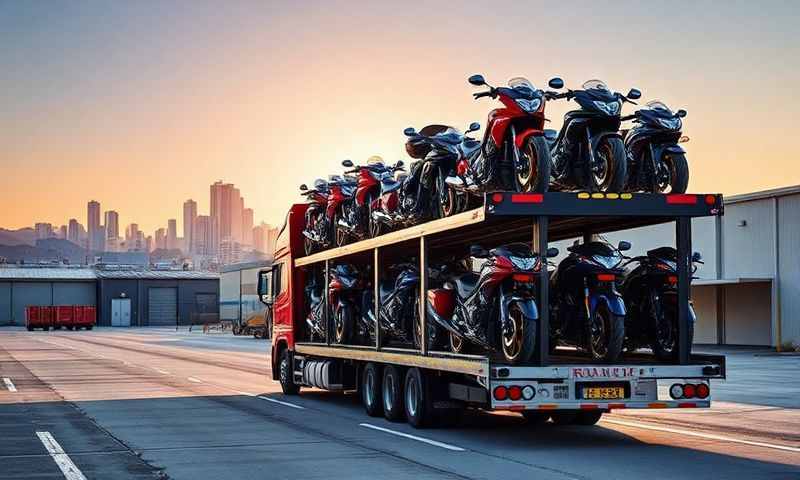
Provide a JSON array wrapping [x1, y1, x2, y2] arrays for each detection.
[[583, 387, 625, 400]]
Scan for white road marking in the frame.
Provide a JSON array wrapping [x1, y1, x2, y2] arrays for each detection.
[[36, 431, 88, 480], [3, 377, 17, 392], [187, 377, 203, 383], [257, 395, 305, 409], [602, 418, 800, 453], [359, 423, 465, 452], [236, 390, 256, 396], [153, 368, 170, 375]]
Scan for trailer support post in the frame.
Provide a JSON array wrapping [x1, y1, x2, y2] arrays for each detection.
[[324, 259, 331, 346], [676, 217, 692, 365], [374, 247, 381, 350], [533, 216, 549, 366], [419, 235, 429, 356]]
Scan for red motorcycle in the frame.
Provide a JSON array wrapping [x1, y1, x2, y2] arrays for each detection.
[[449, 74, 564, 195], [337, 158, 402, 244]]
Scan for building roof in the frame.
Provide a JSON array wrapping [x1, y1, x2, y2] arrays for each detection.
[[725, 184, 800, 205], [95, 270, 219, 280], [0, 267, 97, 281], [220, 260, 271, 273]]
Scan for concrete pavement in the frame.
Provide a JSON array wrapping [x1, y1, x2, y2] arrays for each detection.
[[1, 328, 798, 480]]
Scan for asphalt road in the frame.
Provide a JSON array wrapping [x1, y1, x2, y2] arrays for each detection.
[[1, 328, 798, 480]]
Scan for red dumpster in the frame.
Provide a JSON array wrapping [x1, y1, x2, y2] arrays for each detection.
[[55, 306, 74, 330], [25, 306, 51, 331], [72, 306, 96, 330]]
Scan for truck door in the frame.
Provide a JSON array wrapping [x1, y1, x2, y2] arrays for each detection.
[[259, 262, 291, 341]]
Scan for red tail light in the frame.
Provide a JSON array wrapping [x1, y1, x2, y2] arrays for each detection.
[[704, 195, 717, 205], [491, 193, 504, 204], [696, 383, 710, 399], [510, 193, 543, 203], [667, 275, 678, 284], [666, 194, 697, 205], [682, 384, 696, 398], [493, 386, 508, 401], [512, 273, 535, 282], [508, 386, 523, 401], [596, 273, 615, 282]]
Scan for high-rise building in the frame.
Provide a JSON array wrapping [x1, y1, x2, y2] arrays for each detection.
[[183, 199, 197, 253], [193, 215, 215, 255], [104, 211, 119, 240], [87, 200, 103, 251], [210, 181, 248, 252], [253, 222, 279, 256], [58, 225, 67, 240], [167, 219, 177, 250], [34, 223, 54, 240], [125, 223, 139, 243], [231, 192, 243, 244], [219, 237, 242, 265], [242, 208, 254, 246], [155, 228, 166, 250], [145, 235, 153, 253], [67, 219, 81, 245]]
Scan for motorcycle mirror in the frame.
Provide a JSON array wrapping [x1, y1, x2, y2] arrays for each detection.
[[341, 159, 354, 168], [546, 247, 560, 258], [548, 77, 564, 89], [466, 122, 480, 133], [394, 160, 405, 168], [676, 109, 687, 118], [299, 184, 308, 191], [469, 244, 488, 258], [692, 251, 703, 262], [468, 74, 486, 86], [403, 127, 417, 137], [627, 88, 642, 100], [618, 240, 632, 252]]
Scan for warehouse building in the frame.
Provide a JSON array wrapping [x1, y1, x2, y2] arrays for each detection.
[[220, 260, 270, 324], [0, 267, 219, 327]]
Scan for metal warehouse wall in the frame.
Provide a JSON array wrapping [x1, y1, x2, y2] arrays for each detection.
[[0, 282, 11, 325], [0, 281, 97, 326], [777, 194, 800, 346], [98, 279, 140, 326], [219, 271, 240, 321]]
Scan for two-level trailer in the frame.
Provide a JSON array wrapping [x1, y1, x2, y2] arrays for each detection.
[[258, 192, 726, 428]]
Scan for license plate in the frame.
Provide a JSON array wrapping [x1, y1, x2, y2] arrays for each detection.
[[583, 387, 625, 400]]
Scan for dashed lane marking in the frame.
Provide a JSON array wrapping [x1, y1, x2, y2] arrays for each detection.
[[257, 395, 305, 409], [3, 377, 17, 392], [359, 423, 465, 452], [36, 431, 88, 480], [601, 418, 800, 453], [187, 377, 203, 383]]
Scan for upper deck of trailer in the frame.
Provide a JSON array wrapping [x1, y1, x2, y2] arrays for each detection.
[[295, 191, 723, 266]]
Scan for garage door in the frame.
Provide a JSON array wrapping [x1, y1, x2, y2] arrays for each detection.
[[148, 287, 177, 326]]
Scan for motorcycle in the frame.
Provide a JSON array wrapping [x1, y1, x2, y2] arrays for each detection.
[[426, 243, 557, 364], [449, 74, 562, 196], [336, 158, 403, 244], [304, 263, 363, 344], [550, 240, 630, 362], [621, 101, 690, 193], [621, 247, 702, 361], [545, 79, 641, 192], [367, 161, 407, 237], [299, 179, 330, 256]]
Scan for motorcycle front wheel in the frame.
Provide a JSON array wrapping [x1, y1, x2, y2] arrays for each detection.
[[652, 301, 694, 361], [501, 303, 536, 364], [436, 173, 458, 218], [517, 136, 552, 193], [589, 303, 624, 363], [656, 152, 689, 194], [334, 306, 354, 344], [591, 137, 627, 193]]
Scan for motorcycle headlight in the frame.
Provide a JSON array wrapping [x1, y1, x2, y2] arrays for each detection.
[[656, 117, 682, 130], [593, 100, 620, 116], [515, 97, 542, 113], [509, 255, 538, 271], [591, 255, 620, 269]]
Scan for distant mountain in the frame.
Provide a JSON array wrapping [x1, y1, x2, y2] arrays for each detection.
[[0, 228, 36, 246], [0, 238, 85, 264]]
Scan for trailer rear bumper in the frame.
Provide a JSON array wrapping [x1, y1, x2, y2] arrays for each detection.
[[493, 399, 711, 411]]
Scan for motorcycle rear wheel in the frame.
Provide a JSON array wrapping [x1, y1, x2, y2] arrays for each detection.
[[436, 174, 458, 218], [589, 303, 624, 363], [517, 136, 551, 193], [501, 303, 536, 364], [334, 306, 354, 344], [653, 301, 694, 361]]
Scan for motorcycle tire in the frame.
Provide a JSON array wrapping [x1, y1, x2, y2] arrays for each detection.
[[517, 136, 552, 193], [653, 301, 694, 362], [334, 306, 354, 344], [500, 302, 537, 364], [592, 137, 627, 193], [334, 211, 348, 247], [589, 302, 625, 363], [660, 152, 689, 194], [436, 172, 458, 219]]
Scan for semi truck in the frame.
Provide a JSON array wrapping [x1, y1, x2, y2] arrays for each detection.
[[257, 191, 726, 428]]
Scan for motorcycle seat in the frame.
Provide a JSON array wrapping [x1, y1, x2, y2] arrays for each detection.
[[454, 272, 479, 298]]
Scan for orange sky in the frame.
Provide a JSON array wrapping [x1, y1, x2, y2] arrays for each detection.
[[2, 1, 799, 234]]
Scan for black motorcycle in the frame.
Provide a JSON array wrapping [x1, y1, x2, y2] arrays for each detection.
[[621, 247, 701, 361], [621, 101, 690, 193], [299, 179, 330, 256], [550, 240, 630, 362], [304, 263, 363, 344], [427, 243, 557, 364], [545, 79, 641, 192]]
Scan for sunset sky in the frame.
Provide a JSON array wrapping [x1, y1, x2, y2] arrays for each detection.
[[2, 0, 799, 234]]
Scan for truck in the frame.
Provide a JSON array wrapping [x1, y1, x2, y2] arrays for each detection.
[[257, 191, 726, 428]]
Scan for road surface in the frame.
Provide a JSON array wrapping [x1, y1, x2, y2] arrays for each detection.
[[1, 328, 798, 480]]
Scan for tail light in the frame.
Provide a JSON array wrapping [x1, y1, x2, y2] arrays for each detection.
[[510, 193, 544, 203], [512, 273, 535, 282], [669, 382, 709, 399], [695, 383, 710, 399], [667, 275, 678, 285], [508, 386, 522, 401], [494, 385, 536, 401], [596, 273, 615, 282], [493, 386, 508, 401], [682, 384, 696, 398], [491, 193, 504, 204], [666, 194, 697, 205]]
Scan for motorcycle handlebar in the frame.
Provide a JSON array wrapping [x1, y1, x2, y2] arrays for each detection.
[[620, 114, 637, 121], [473, 90, 494, 99]]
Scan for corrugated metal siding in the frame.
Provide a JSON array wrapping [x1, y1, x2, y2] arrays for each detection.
[[724, 283, 772, 345], [778, 194, 800, 346], [52, 282, 96, 306], [0, 283, 11, 326], [722, 199, 775, 278], [12, 283, 52, 325], [147, 287, 177, 326], [692, 285, 718, 343]]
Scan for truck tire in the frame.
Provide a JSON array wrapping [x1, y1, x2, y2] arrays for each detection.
[[575, 410, 603, 425], [86, 326, 93, 331], [404, 368, 434, 428], [382, 365, 405, 422], [362, 363, 383, 417], [279, 349, 300, 395]]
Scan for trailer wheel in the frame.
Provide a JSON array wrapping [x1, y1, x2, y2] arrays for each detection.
[[382, 365, 405, 422], [86, 326, 93, 331], [361, 362, 383, 417], [279, 349, 300, 395], [404, 368, 434, 428], [575, 410, 603, 426]]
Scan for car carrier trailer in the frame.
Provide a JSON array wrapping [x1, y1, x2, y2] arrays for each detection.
[[258, 191, 726, 428]]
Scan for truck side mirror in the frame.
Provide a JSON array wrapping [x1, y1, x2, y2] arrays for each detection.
[[258, 269, 274, 305], [546, 247, 560, 258]]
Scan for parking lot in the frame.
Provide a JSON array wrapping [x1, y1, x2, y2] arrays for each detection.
[[1, 328, 798, 480]]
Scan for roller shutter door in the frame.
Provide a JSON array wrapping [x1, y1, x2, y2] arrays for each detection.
[[148, 287, 177, 326]]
